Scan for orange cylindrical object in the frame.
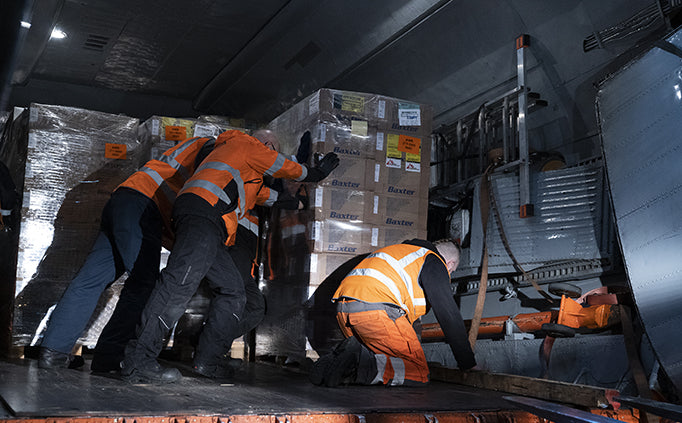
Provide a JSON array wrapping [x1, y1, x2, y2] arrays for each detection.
[[422, 311, 558, 339]]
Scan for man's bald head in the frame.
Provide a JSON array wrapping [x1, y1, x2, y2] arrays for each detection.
[[252, 129, 280, 152], [434, 239, 461, 277]]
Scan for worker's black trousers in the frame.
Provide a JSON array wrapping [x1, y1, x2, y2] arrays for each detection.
[[125, 214, 245, 367]]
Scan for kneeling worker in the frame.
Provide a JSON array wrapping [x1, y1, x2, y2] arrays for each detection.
[[311, 238, 476, 387]]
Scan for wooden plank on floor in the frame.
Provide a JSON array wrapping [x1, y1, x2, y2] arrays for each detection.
[[430, 365, 620, 409]]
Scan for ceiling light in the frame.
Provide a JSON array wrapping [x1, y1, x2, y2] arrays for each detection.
[[50, 28, 67, 39], [21, 21, 31, 29]]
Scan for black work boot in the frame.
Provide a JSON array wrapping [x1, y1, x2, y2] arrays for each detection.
[[310, 336, 362, 387], [120, 357, 181, 384], [38, 347, 85, 370], [91, 353, 123, 373], [192, 361, 235, 380]]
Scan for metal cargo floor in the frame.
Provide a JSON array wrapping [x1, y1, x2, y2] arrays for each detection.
[[0, 357, 514, 419]]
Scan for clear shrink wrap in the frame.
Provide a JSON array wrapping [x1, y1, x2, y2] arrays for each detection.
[[1, 103, 142, 349]]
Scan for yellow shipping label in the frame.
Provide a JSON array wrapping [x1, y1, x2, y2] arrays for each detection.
[[351, 120, 368, 136], [333, 93, 365, 113], [105, 143, 127, 160], [386, 134, 402, 159]]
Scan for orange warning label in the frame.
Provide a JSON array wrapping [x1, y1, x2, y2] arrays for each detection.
[[105, 143, 127, 159]]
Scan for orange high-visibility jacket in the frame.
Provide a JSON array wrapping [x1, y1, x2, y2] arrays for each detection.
[[118, 136, 216, 230], [238, 185, 279, 237], [333, 243, 447, 323], [178, 130, 307, 245]]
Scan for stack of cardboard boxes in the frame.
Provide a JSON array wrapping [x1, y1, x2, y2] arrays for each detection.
[[0, 104, 143, 351], [267, 88, 432, 297]]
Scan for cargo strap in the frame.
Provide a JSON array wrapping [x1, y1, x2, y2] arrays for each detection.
[[468, 165, 494, 349]]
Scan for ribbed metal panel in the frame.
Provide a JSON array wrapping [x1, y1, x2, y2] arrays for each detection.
[[461, 161, 611, 277], [596, 28, 682, 392]]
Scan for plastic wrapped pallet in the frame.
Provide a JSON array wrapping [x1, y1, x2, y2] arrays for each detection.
[[258, 88, 432, 361], [0, 103, 142, 351]]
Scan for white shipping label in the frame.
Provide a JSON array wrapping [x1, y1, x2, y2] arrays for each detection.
[[371, 227, 379, 246], [386, 157, 402, 169], [376, 132, 384, 151], [193, 123, 214, 138], [27, 133, 37, 149], [373, 195, 379, 214], [309, 92, 320, 116], [398, 102, 421, 126], [378, 100, 386, 119], [315, 188, 324, 208], [405, 162, 421, 172], [316, 123, 327, 143], [374, 163, 381, 182], [313, 221, 322, 241], [310, 253, 318, 273], [151, 119, 160, 136]]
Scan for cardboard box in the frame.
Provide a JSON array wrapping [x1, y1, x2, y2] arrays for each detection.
[[368, 193, 428, 227], [311, 219, 373, 255], [369, 225, 428, 249], [311, 120, 377, 160], [308, 252, 365, 294], [312, 187, 372, 224], [374, 159, 429, 199], [317, 157, 376, 192]]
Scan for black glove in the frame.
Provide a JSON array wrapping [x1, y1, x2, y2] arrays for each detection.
[[302, 152, 340, 183], [318, 152, 339, 175], [296, 131, 312, 164]]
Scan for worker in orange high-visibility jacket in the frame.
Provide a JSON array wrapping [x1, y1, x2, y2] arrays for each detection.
[[311, 239, 476, 387], [122, 129, 338, 384], [39, 136, 217, 372]]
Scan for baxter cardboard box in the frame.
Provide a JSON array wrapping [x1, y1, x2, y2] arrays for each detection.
[[317, 157, 376, 192], [312, 187, 372, 224], [375, 96, 433, 137], [311, 119, 377, 160], [369, 225, 428, 249], [311, 219, 372, 255], [368, 193, 427, 227], [139, 116, 197, 160], [308, 252, 364, 294], [374, 160, 429, 199]]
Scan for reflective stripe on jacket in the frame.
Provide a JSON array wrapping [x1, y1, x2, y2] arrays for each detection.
[[178, 130, 306, 245], [118, 136, 216, 229], [238, 185, 279, 237], [333, 243, 446, 323]]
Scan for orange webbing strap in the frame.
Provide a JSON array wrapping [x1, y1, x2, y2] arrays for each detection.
[[488, 175, 553, 301], [468, 165, 494, 349]]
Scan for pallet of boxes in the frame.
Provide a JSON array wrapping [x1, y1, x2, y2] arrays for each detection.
[[0, 104, 143, 357], [260, 88, 431, 360]]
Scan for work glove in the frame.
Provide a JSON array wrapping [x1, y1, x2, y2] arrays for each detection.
[[302, 152, 340, 182], [296, 131, 312, 164]]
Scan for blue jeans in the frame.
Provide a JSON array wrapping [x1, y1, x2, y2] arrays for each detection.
[[41, 188, 162, 354]]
